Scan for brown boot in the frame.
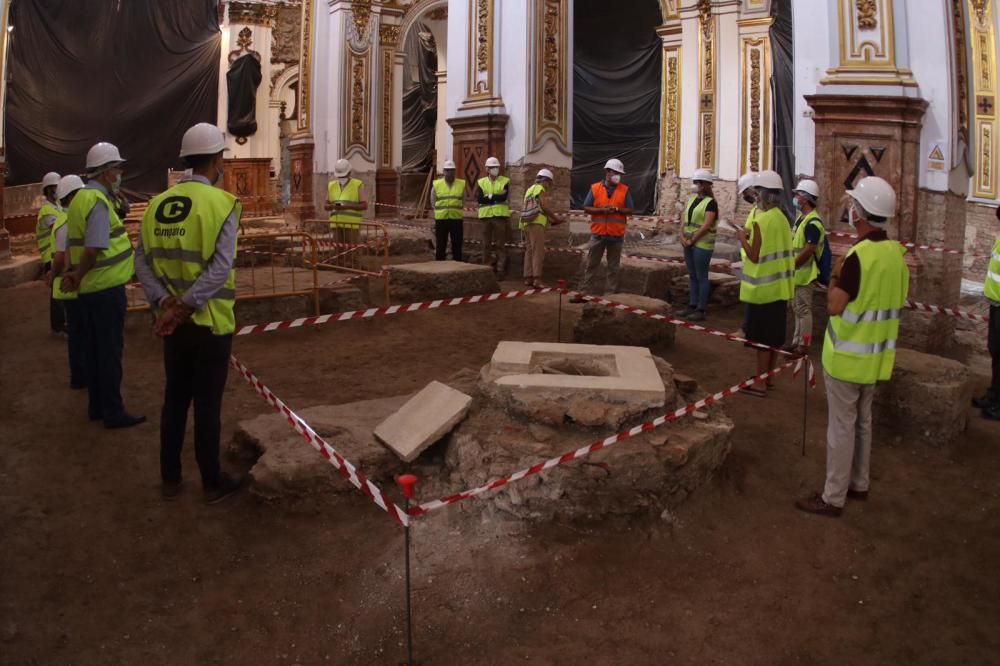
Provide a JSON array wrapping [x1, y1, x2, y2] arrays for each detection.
[[795, 492, 843, 517]]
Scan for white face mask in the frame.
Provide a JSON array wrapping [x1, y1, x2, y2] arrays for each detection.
[[111, 174, 123, 192], [339, 176, 350, 186], [690, 183, 701, 193], [610, 174, 621, 185], [847, 205, 858, 230], [488, 167, 499, 177]]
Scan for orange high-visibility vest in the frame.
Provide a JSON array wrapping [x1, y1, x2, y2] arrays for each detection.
[[589, 182, 629, 237]]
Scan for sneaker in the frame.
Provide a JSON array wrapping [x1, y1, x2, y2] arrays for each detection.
[[204, 475, 242, 505], [795, 492, 843, 517], [161, 480, 182, 501], [972, 389, 998, 409], [685, 310, 706, 322]]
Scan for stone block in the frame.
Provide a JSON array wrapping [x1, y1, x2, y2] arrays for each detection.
[[387, 226, 435, 256], [873, 348, 974, 446], [387, 260, 499, 302], [573, 293, 676, 348], [374, 381, 473, 462], [576, 254, 686, 298], [0, 256, 43, 289], [669, 271, 742, 308], [481, 341, 669, 428]]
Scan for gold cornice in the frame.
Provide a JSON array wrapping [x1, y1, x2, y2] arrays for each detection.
[[737, 17, 773, 27], [819, 73, 919, 86], [229, 1, 280, 27]]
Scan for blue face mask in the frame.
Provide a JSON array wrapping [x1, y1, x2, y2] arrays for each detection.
[[792, 198, 801, 210]]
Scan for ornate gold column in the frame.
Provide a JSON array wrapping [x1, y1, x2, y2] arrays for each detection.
[[738, 17, 773, 174], [696, 0, 717, 172], [969, 0, 998, 200], [288, 0, 317, 220], [658, 23, 683, 174], [343, 0, 374, 161], [376, 20, 402, 216]]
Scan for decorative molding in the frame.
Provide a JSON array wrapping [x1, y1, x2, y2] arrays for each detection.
[[380, 47, 394, 167], [228, 26, 262, 65], [379, 23, 401, 46], [660, 0, 680, 20], [529, 0, 569, 154], [350, 0, 374, 43], [953, 0, 970, 155], [296, 0, 315, 132], [660, 47, 682, 173], [741, 0, 770, 13], [426, 7, 448, 20], [463, 0, 496, 102], [740, 37, 772, 174], [822, 0, 918, 86], [697, 0, 717, 171], [855, 0, 878, 30], [343, 47, 372, 157], [229, 1, 280, 27], [970, 0, 998, 198]]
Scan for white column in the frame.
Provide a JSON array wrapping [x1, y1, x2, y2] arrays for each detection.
[[310, 1, 350, 176], [792, 0, 830, 177]]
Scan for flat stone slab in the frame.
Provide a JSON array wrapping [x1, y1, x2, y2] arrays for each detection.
[[0, 256, 43, 289], [574, 293, 676, 348], [375, 381, 473, 462], [481, 341, 668, 428], [388, 260, 499, 302]]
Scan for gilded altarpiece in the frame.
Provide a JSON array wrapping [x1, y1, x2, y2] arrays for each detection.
[[660, 45, 682, 173], [529, 0, 570, 154], [696, 0, 717, 172], [740, 36, 772, 174], [970, 0, 999, 199]]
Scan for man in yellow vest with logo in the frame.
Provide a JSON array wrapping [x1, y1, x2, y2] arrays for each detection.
[[737, 170, 795, 397], [61, 142, 144, 429], [972, 204, 1000, 421], [51, 175, 87, 389], [797, 176, 909, 516], [678, 169, 719, 321], [571, 158, 634, 303], [37, 171, 66, 334], [326, 158, 368, 246], [788, 179, 827, 355], [475, 156, 510, 278], [431, 160, 466, 261], [134, 123, 242, 503]]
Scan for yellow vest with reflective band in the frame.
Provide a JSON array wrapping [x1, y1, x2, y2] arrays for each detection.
[[683, 196, 716, 251], [985, 235, 1000, 303], [36, 202, 60, 263], [477, 176, 510, 218], [822, 239, 909, 385], [141, 181, 240, 336], [328, 178, 364, 229], [792, 210, 826, 287], [739, 206, 794, 304], [433, 179, 466, 220], [67, 188, 135, 294], [50, 212, 78, 301], [739, 205, 758, 265], [519, 183, 549, 230]]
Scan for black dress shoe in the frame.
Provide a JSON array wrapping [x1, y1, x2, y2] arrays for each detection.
[[161, 481, 182, 501], [105, 414, 147, 429]]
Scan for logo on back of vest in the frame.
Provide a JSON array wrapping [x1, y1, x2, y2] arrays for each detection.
[[155, 196, 192, 224]]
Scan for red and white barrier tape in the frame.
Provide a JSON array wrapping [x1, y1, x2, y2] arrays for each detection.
[[233, 286, 558, 336], [408, 355, 814, 517], [905, 298, 990, 323], [230, 354, 410, 526]]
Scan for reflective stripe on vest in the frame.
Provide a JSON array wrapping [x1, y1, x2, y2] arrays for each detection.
[[792, 211, 825, 287], [739, 206, 795, 304], [519, 183, 549, 229], [66, 188, 135, 294], [36, 203, 60, 262], [50, 214, 78, 302], [141, 181, 240, 336], [822, 239, 909, 385], [433, 179, 466, 220], [683, 196, 716, 251], [328, 178, 364, 228], [477, 176, 510, 218], [589, 182, 628, 237], [985, 237, 1000, 302]]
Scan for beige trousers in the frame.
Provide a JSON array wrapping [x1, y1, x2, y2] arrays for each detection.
[[822, 371, 875, 507], [522, 224, 546, 280], [481, 216, 509, 276], [581, 237, 623, 294], [792, 284, 814, 346]]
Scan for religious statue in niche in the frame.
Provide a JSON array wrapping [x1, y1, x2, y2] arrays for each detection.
[[227, 27, 262, 145]]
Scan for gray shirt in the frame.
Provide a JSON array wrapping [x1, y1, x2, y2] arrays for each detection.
[[134, 175, 239, 310], [83, 181, 112, 249], [54, 223, 69, 253]]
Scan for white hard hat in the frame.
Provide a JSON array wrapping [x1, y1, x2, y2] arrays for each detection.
[[56, 174, 85, 201], [846, 176, 896, 219], [755, 170, 783, 191], [793, 179, 820, 200], [485, 156, 501, 168], [737, 172, 758, 194], [604, 158, 625, 174], [42, 172, 61, 189], [334, 158, 352, 177], [179, 123, 227, 158], [692, 169, 714, 183], [443, 160, 456, 170], [85, 142, 126, 172], [537, 168, 554, 181]]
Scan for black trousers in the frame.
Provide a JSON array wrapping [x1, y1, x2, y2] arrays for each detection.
[[989, 304, 1000, 393], [43, 263, 66, 333], [434, 219, 463, 261], [160, 322, 233, 489], [79, 285, 127, 423], [63, 298, 87, 387]]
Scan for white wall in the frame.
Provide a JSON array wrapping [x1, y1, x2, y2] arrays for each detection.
[[792, 0, 830, 177], [499, 1, 530, 163], [310, 1, 349, 174], [716, 9, 740, 180]]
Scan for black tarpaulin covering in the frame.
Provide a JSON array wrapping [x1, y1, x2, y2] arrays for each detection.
[[770, 0, 795, 198], [572, 0, 662, 214], [227, 54, 262, 138], [5, 0, 220, 192], [401, 24, 437, 173]]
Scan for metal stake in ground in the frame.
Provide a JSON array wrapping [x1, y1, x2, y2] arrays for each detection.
[[557, 279, 566, 342], [397, 474, 418, 666]]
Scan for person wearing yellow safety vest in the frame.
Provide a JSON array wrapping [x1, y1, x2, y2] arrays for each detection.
[[475, 156, 510, 278], [972, 205, 1000, 421], [796, 176, 909, 517], [37, 171, 67, 334], [788, 179, 827, 355], [51, 175, 87, 389], [519, 168, 566, 288], [60, 142, 145, 429], [325, 158, 368, 247], [734, 172, 759, 338], [737, 170, 794, 398], [678, 169, 719, 321], [431, 160, 466, 261], [133, 123, 243, 504]]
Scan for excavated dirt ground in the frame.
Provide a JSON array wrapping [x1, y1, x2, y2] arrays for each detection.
[[2, 277, 1000, 665]]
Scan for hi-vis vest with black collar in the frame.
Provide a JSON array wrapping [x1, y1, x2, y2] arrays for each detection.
[[66, 188, 134, 293]]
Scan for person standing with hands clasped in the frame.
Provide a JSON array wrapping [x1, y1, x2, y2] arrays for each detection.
[[797, 176, 909, 516], [678, 169, 718, 321], [571, 158, 634, 302], [475, 156, 511, 278], [519, 168, 565, 288], [788, 179, 828, 355], [134, 123, 242, 504]]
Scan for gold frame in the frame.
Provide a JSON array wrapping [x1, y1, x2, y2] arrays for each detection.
[[835, 0, 897, 70], [970, 0, 998, 198], [297, 0, 316, 132], [740, 36, 772, 174], [466, 0, 495, 100], [343, 46, 372, 158], [660, 47, 683, 173], [697, 1, 717, 171], [531, 0, 570, 153]]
